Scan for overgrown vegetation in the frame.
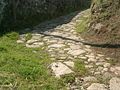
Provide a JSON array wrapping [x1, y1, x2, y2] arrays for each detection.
[[76, 10, 90, 33], [61, 73, 75, 84], [0, 32, 66, 89]]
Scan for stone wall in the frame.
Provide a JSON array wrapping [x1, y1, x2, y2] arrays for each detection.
[[0, 0, 90, 31]]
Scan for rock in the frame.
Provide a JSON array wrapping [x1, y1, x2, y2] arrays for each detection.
[[70, 45, 81, 50], [103, 68, 108, 72], [50, 62, 73, 78], [94, 72, 101, 75], [63, 61, 74, 68], [96, 62, 104, 66], [26, 39, 38, 44], [87, 83, 107, 90], [26, 42, 44, 48], [103, 72, 113, 79], [59, 56, 66, 60], [85, 45, 91, 48], [94, 23, 104, 30], [50, 32, 61, 35], [110, 67, 115, 72], [47, 40, 58, 43], [68, 49, 86, 56], [48, 44, 65, 48], [83, 76, 98, 83], [110, 77, 120, 90], [88, 58, 97, 62], [97, 66, 104, 71], [85, 65, 93, 68], [79, 56, 87, 60], [103, 63, 111, 68], [85, 48, 92, 52], [32, 35, 42, 40], [85, 54, 95, 58], [17, 40, 24, 44], [110, 66, 120, 76]]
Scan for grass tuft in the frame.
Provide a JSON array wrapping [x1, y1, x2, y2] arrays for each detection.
[[76, 11, 90, 33], [74, 60, 87, 76]]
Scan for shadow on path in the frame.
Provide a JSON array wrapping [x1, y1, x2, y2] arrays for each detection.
[[20, 10, 81, 34]]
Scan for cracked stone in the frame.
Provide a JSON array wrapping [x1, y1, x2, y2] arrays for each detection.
[[50, 62, 73, 78]]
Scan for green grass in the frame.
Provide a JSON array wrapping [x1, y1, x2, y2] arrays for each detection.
[[74, 60, 87, 76], [25, 33, 32, 41], [76, 11, 90, 33], [61, 73, 75, 84], [0, 32, 66, 90]]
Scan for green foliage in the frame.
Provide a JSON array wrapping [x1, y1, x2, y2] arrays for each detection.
[[6, 32, 19, 40], [74, 60, 87, 76], [25, 33, 32, 41], [61, 73, 75, 84], [0, 32, 66, 89], [76, 11, 90, 33]]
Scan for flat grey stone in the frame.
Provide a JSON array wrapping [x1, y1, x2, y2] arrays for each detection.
[[26, 42, 44, 48], [50, 62, 73, 78], [26, 39, 38, 44], [83, 76, 98, 83], [110, 66, 120, 76], [17, 40, 24, 44], [110, 77, 120, 90], [48, 44, 65, 48], [70, 45, 81, 50], [63, 61, 74, 68], [88, 58, 97, 62], [68, 49, 86, 56], [103, 63, 111, 68], [94, 23, 104, 30], [87, 83, 107, 90]]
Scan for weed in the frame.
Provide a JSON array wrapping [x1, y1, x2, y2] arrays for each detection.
[[61, 73, 75, 84], [25, 33, 32, 41], [76, 11, 90, 33], [74, 60, 87, 76]]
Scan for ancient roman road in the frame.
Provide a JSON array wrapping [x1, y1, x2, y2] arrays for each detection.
[[17, 9, 120, 90]]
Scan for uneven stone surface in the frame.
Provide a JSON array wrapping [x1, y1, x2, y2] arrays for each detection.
[[83, 76, 98, 83], [17, 9, 120, 90], [110, 77, 120, 90], [87, 83, 107, 90], [50, 62, 74, 77], [63, 61, 74, 68]]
